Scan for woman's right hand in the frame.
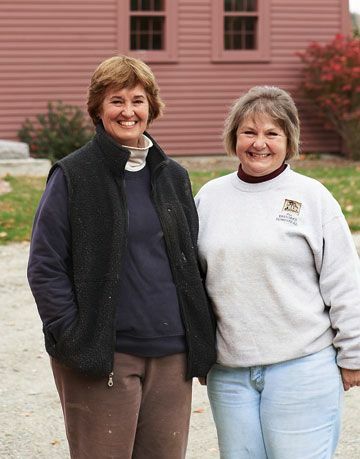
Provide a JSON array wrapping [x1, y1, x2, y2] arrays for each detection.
[[340, 368, 360, 391]]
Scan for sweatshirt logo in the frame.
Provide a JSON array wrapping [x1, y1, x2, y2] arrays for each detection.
[[282, 199, 302, 215], [276, 199, 302, 226]]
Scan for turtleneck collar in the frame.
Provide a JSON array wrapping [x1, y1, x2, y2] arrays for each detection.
[[94, 122, 168, 176], [237, 162, 287, 183], [123, 134, 153, 172]]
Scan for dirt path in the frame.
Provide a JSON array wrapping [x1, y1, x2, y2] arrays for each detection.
[[1, 243, 359, 458]]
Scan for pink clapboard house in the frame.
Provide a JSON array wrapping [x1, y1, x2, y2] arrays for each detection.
[[0, 0, 351, 156]]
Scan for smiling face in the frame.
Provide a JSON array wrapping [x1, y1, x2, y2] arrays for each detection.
[[99, 84, 150, 147], [236, 114, 288, 177]]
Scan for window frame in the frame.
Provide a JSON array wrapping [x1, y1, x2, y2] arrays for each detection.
[[117, 0, 178, 63], [212, 0, 270, 62]]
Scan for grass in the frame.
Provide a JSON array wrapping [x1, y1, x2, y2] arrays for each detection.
[[0, 175, 45, 243], [0, 162, 359, 244], [294, 166, 360, 232]]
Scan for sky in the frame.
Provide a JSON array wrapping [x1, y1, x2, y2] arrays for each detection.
[[349, 0, 360, 14]]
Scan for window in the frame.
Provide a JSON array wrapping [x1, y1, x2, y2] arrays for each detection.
[[117, 0, 178, 62], [130, 0, 165, 51], [212, 0, 270, 62], [224, 0, 257, 50]]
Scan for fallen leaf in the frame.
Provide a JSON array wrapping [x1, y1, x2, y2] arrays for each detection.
[[193, 407, 205, 413]]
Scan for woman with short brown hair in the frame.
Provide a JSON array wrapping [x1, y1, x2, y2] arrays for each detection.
[[28, 55, 216, 459]]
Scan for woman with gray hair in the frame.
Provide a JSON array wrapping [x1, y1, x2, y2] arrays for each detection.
[[195, 86, 360, 458]]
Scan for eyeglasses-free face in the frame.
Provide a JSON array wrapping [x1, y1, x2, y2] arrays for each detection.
[[236, 114, 288, 177], [99, 84, 150, 148]]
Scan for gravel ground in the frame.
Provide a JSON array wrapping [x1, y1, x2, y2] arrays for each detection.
[[1, 242, 359, 458]]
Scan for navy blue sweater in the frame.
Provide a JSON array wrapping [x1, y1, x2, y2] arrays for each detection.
[[116, 166, 186, 355]]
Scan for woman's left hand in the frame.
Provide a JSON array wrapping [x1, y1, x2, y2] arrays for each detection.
[[340, 368, 360, 391]]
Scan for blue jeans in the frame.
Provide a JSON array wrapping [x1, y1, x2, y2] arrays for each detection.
[[207, 346, 343, 459]]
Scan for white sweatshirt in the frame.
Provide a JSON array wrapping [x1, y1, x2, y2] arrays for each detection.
[[195, 166, 360, 369]]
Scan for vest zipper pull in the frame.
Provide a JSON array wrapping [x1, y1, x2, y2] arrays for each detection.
[[108, 371, 114, 387]]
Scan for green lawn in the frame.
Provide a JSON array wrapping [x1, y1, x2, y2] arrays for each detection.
[[294, 166, 360, 232], [0, 162, 359, 244], [0, 175, 45, 243]]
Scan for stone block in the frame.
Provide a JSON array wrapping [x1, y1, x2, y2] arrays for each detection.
[[0, 158, 51, 177], [0, 140, 30, 159]]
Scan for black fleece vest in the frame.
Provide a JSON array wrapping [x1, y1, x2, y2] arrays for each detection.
[[43, 126, 216, 379]]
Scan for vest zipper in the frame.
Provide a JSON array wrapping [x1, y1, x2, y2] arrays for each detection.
[[108, 371, 114, 387], [107, 173, 128, 388]]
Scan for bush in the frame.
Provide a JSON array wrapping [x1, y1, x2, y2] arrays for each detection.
[[297, 34, 360, 160], [18, 101, 94, 163]]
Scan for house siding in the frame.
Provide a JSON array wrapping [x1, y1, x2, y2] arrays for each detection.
[[0, 0, 351, 156], [0, 0, 118, 138]]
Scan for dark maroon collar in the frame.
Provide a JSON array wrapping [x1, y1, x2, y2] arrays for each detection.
[[237, 163, 287, 183]]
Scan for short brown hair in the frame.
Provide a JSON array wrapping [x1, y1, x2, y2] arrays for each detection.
[[223, 86, 300, 160], [87, 55, 164, 126]]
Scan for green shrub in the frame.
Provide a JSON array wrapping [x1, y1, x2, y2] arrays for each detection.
[[18, 101, 94, 163]]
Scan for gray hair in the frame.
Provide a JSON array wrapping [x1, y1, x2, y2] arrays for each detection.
[[223, 86, 300, 160]]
